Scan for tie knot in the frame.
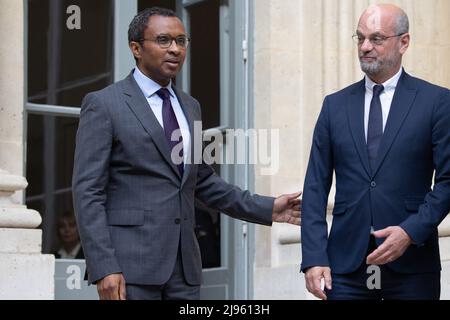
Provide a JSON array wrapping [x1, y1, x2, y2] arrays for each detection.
[[373, 84, 384, 97], [156, 88, 171, 101]]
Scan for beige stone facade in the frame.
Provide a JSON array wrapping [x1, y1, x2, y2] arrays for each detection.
[[253, 0, 450, 299], [0, 0, 448, 299], [0, 0, 25, 181]]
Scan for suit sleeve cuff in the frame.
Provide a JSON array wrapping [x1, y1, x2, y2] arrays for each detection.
[[399, 221, 426, 247]]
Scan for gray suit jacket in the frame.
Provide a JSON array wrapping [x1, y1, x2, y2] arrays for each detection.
[[72, 72, 274, 286]]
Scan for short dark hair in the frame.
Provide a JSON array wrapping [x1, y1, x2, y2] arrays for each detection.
[[128, 7, 178, 44]]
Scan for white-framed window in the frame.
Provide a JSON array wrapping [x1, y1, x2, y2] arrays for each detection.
[[26, 0, 115, 256]]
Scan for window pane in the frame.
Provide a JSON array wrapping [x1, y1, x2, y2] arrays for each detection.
[[54, 193, 84, 260], [26, 114, 79, 254], [55, 117, 78, 190], [195, 135, 222, 269], [195, 202, 221, 269], [26, 114, 44, 196], [188, 1, 220, 129], [28, 0, 114, 107], [138, 0, 176, 12]]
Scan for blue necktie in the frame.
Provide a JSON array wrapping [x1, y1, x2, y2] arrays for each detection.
[[367, 84, 384, 172], [156, 88, 184, 177]]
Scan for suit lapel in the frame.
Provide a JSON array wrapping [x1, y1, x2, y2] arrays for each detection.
[[371, 72, 417, 176], [347, 79, 371, 177], [173, 86, 196, 187], [122, 73, 182, 180]]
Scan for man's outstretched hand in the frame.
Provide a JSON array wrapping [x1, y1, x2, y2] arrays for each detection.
[[272, 191, 302, 225]]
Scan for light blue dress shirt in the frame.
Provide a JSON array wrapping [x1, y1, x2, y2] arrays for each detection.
[[133, 67, 191, 168]]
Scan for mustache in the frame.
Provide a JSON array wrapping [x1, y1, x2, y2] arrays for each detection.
[[360, 54, 377, 59]]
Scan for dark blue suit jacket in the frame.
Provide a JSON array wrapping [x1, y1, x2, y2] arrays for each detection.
[[301, 71, 450, 274]]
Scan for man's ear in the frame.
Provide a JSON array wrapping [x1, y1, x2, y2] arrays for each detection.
[[399, 33, 410, 55], [129, 42, 142, 60]]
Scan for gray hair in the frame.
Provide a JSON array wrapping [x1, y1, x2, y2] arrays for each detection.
[[396, 11, 409, 34]]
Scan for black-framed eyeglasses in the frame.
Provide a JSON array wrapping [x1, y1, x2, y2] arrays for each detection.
[[140, 35, 191, 49], [352, 33, 406, 46]]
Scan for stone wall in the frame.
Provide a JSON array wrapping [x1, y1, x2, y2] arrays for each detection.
[[0, 0, 25, 181], [253, 0, 450, 299]]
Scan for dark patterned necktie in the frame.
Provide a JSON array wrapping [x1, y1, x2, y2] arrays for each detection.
[[156, 88, 184, 177], [367, 84, 385, 172]]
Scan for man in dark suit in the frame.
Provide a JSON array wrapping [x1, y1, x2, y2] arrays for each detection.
[[72, 7, 301, 300], [301, 4, 449, 300]]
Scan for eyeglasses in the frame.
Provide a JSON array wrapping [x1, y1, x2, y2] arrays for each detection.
[[140, 35, 191, 49], [352, 33, 405, 46]]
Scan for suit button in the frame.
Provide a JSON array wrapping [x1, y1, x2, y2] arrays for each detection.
[[371, 181, 377, 188], [175, 218, 181, 224]]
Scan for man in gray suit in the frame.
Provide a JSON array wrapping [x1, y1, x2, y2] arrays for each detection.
[[72, 7, 301, 300]]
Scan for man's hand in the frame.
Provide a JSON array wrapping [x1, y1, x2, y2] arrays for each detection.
[[272, 192, 302, 225], [97, 273, 127, 300], [366, 226, 413, 265], [305, 267, 332, 300]]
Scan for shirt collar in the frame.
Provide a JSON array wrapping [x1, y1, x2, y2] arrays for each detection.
[[365, 67, 403, 93], [133, 67, 175, 99], [57, 243, 81, 258]]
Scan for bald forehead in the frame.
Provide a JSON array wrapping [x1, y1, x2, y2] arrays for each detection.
[[358, 4, 404, 34]]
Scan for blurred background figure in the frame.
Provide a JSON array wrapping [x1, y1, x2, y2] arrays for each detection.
[[54, 211, 84, 260]]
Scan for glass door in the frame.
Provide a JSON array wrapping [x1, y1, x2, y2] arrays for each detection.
[[26, 0, 249, 300]]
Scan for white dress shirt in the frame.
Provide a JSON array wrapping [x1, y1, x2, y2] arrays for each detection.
[[364, 67, 403, 142], [57, 243, 82, 259], [133, 67, 191, 168], [365, 67, 403, 234]]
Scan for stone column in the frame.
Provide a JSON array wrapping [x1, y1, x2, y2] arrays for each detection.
[[0, 170, 54, 299], [0, 0, 54, 299], [0, 0, 25, 184]]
